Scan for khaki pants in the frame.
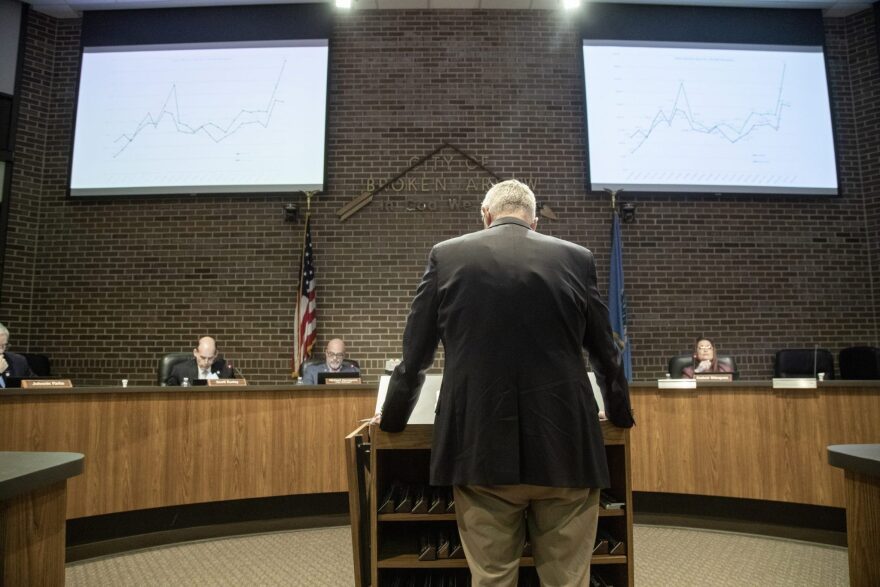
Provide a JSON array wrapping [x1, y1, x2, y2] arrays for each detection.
[[453, 484, 600, 587]]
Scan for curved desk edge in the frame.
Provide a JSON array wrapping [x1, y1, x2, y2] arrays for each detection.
[[0, 451, 85, 501], [0, 383, 378, 397], [828, 444, 880, 478], [632, 379, 880, 390]]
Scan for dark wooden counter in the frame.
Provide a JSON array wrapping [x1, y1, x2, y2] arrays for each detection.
[[828, 444, 880, 587], [1, 451, 84, 585]]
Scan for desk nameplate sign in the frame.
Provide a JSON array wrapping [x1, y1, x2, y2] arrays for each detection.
[[694, 373, 733, 382], [657, 378, 697, 390], [207, 378, 248, 386], [772, 378, 817, 389], [325, 377, 362, 385], [21, 379, 73, 389]]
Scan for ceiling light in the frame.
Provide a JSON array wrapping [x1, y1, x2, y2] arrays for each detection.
[[336, 0, 352, 8], [562, 0, 581, 9]]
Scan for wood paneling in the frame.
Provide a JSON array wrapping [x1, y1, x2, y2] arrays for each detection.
[[629, 382, 880, 507], [843, 471, 880, 587], [2, 381, 876, 521], [0, 386, 376, 519], [0, 481, 67, 586]]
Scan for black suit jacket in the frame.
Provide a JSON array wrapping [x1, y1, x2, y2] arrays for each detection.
[[380, 217, 634, 489], [2, 352, 35, 379], [165, 357, 233, 386]]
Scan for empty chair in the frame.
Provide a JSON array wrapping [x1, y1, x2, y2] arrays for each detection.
[[21, 353, 51, 377], [157, 352, 193, 386], [839, 346, 880, 380], [667, 353, 739, 380], [773, 349, 834, 379]]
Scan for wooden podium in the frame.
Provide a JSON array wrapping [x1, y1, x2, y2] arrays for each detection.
[[347, 422, 633, 586]]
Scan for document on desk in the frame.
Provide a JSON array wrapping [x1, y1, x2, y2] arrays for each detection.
[[375, 374, 442, 425]]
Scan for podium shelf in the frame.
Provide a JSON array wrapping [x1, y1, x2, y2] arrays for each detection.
[[377, 555, 627, 568], [378, 513, 458, 522]]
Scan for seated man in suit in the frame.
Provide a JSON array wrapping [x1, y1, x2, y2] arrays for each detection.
[[165, 336, 234, 386], [302, 338, 359, 384], [0, 323, 35, 386], [681, 337, 733, 378]]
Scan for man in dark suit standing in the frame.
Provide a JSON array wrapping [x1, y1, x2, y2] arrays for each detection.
[[0, 323, 35, 386], [165, 336, 234, 386], [379, 180, 635, 586]]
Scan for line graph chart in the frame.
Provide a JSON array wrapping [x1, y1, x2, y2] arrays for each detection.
[[629, 65, 788, 153], [113, 60, 287, 158], [70, 42, 328, 196], [583, 42, 838, 194]]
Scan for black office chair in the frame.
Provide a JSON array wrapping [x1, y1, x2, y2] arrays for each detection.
[[839, 346, 880, 380], [157, 352, 193, 386], [22, 353, 51, 377], [773, 349, 835, 379], [667, 353, 739, 379]]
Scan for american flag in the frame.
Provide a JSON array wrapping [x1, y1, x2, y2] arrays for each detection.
[[294, 215, 317, 376]]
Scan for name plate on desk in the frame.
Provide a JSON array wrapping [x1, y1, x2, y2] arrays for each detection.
[[324, 377, 362, 385], [694, 373, 733, 382], [21, 379, 73, 389], [207, 378, 248, 387], [657, 378, 697, 390], [772, 377, 817, 389]]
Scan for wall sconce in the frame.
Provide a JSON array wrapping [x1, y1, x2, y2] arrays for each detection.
[[619, 202, 636, 223], [284, 203, 299, 223]]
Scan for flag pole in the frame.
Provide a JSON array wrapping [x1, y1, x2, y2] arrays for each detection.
[[293, 192, 317, 378], [604, 188, 619, 211]]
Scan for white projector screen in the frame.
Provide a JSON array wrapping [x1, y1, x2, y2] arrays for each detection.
[[70, 40, 328, 196], [583, 41, 838, 195]]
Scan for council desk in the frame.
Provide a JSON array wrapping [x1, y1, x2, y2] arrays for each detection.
[[0, 381, 877, 520], [0, 384, 376, 519]]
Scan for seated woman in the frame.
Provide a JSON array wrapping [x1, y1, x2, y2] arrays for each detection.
[[681, 337, 732, 378]]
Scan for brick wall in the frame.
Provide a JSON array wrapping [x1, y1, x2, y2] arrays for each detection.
[[2, 8, 878, 385], [841, 9, 880, 351]]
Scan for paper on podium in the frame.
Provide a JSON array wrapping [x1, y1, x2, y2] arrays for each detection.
[[376, 374, 442, 425], [588, 372, 605, 413], [376, 373, 604, 424]]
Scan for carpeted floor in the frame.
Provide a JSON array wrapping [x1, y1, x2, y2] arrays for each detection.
[[632, 525, 847, 587], [65, 524, 848, 586]]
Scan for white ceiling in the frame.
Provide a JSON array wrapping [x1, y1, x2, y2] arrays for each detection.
[[19, 0, 877, 20]]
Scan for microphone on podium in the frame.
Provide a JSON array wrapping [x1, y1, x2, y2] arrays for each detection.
[[228, 361, 245, 380]]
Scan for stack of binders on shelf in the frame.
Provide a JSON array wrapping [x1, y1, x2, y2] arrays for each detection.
[[379, 483, 455, 515]]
